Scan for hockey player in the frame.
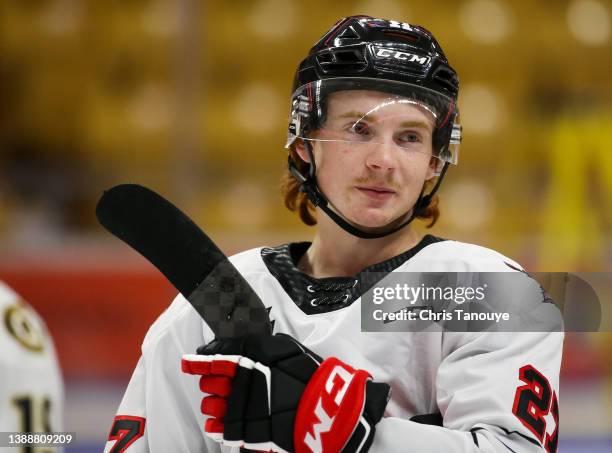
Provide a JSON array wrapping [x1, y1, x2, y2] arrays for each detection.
[[0, 280, 64, 451], [105, 16, 562, 453]]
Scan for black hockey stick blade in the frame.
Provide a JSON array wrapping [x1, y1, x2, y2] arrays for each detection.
[[95, 184, 272, 338]]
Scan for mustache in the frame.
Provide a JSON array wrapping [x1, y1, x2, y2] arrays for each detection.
[[353, 176, 399, 191]]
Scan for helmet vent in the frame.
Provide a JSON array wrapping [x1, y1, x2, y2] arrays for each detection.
[[317, 49, 367, 72], [383, 30, 419, 43], [337, 26, 360, 41], [432, 67, 459, 94]]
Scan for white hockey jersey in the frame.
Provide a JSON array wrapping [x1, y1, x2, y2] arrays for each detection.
[[0, 281, 64, 451], [105, 236, 563, 453]]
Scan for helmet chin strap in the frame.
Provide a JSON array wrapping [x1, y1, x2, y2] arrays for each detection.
[[288, 141, 450, 240]]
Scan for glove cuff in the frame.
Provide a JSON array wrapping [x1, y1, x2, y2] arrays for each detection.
[[342, 380, 391, 453]]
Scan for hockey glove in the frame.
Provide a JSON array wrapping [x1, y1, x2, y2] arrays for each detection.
[[181, 333, 390, 453]]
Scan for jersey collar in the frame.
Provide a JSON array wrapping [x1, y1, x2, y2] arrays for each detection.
[[261, 234, 445, 315]]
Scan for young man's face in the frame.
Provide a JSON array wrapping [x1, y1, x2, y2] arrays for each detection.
[[297, 90, 438, 231]]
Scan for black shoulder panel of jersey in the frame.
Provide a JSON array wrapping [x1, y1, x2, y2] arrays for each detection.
[[261, 235, 445, 315]]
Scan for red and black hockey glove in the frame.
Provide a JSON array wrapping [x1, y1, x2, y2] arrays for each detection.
[[181, 333, 390, 453]]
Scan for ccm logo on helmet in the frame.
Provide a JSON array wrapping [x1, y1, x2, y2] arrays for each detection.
[[304, 366, 354, 453], [374, 46, 429, 65]]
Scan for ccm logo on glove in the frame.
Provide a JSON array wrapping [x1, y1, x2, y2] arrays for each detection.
[[297, 360, 370, 453]]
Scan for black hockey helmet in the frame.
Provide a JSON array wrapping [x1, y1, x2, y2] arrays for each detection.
[[285, 16, 461, 239]]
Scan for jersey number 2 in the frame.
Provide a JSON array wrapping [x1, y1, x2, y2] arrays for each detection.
[[107, 416, 145, 453], [512, 365, 559, 453]]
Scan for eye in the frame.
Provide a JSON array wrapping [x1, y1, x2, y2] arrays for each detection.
[[348, 121, 371, 136], [397, 131, 422, 144]]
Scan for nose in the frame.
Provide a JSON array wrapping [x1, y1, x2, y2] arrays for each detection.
[[364, 141, 396, 172]]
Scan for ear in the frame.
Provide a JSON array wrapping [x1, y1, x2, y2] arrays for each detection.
[[294, 139, 312, 164], [425, 156, 438, 181]]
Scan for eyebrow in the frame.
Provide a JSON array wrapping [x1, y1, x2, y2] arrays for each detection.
[[337, 111, 432, 130], [338, 111, 371, 120], [399, 120, 431, 130]]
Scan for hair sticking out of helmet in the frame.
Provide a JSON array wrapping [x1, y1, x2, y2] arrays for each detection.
[[284, 16, 461, 239]]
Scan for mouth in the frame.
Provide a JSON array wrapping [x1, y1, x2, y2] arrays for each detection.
[[355, 185, 396, 200]]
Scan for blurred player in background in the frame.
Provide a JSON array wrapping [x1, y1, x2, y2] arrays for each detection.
[[0, 280, 64, 451], [106, 16, 563, 452]]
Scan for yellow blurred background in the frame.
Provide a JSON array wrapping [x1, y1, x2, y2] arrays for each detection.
[[0, 0, 610, 264], [0, 1, 610, 451]]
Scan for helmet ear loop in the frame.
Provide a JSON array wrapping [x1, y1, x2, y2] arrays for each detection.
[[304, 138, 317, 180], [287, 131, 317, 184], [414, 104, 455, 215], [287, 138, 326, 208], [416, 160, 449, 213]]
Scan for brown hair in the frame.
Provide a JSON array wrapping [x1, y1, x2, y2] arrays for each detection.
[[281, 144, 440, 228]]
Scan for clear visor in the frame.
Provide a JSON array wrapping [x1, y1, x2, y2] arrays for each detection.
[[287, 78, 460, 173]]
